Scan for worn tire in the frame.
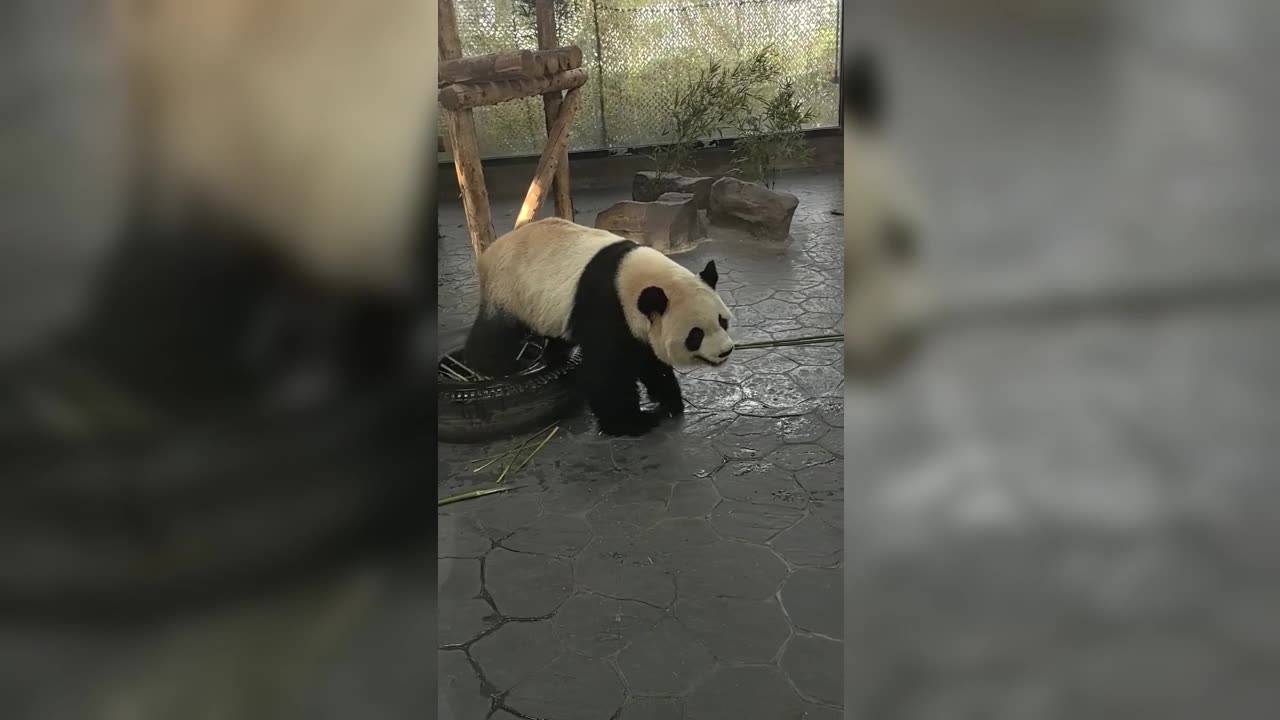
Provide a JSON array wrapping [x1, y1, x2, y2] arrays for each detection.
[[437, 341, 584, 444]]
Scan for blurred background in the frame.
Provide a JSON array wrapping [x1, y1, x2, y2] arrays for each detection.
[[0, 2, 123, 355], [845, 0, 1280, 718]]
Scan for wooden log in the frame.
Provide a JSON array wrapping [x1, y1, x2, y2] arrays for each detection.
[[529, 46, 583, 78], [437, 47, 581, 87], [438, 68, 588, 111], [439, 0, 496, 256], [444, 109, 496, 256], [535, 0, 575, 221], [438, 0, 463, 60], [539, 92, 575, 220], [514, 86, 582, 229], [437, 47, 582, 89], [439, 50, 533, 86]]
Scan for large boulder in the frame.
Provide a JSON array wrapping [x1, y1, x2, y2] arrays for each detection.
[[707, 177, 799, 244], [632, 172, 715, 208], [595, 196, 704, 254]]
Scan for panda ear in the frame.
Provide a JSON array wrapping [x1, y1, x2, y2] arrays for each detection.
[[638, 286, 668, 317], [698, 260, 718, 289]]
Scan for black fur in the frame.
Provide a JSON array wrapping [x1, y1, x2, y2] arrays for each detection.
[[699, 260, 718, 289], [462, 304, 531, 377], [685, 327, 704, 352], [569, 240, 684, 436], [638, 286, 668, 317]]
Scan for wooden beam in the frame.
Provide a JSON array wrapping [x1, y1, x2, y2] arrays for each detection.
[[439, 50, 533, 86], [438, 68, 588, 111], [438, 47, 582, 87], [530, 46, 583, 78], [438, 0, 463, 60], [535, 0, 575, 221], [514, 86, 582, 229], [439, 0, 495, 256], [443, 110, 496, 257]]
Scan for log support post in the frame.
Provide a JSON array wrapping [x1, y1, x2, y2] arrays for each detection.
[[514, 86, 582, 228], [534, 0, 575, 221], [439, 0, 495, 257]]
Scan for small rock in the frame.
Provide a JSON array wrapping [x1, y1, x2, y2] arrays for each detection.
[[707, 177, 799, 244], [633, 171, 715, 208], [595, 197, 704, 254], [656, 191, 695, 203]]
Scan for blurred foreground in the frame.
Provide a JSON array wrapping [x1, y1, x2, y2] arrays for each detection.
[[846, 0, 1280, 717], [2, 2, 437, 717]]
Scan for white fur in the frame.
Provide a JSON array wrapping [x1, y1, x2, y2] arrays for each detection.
[[107, 0, 435, 293], [478, 220, 620, 338], [615, 247, 734, 368], [479, 219, 734, 368]]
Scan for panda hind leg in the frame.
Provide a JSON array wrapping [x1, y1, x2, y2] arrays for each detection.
[[638, 352, 684, 417], [462, 303, 529, 377], [580, 349, 660, 437], [542, 336, 577, 363]]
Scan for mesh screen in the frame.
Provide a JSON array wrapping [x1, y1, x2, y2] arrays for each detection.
[[442, 0, 839, 160]]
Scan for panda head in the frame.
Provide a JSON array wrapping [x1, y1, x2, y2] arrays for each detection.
[[843, 47, 930, 375], [635, 259, 735, 369]]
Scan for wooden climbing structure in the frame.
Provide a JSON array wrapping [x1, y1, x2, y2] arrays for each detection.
[[438, 0, 583, 258]]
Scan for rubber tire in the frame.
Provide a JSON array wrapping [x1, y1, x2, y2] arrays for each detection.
[[437, 342, 585, 444]]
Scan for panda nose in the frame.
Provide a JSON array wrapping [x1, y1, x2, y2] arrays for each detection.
[[718, 347, 734, 359]]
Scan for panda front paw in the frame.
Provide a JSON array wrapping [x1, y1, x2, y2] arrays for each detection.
[[598, 410, 662, 437], [659, 399, 685, 418]]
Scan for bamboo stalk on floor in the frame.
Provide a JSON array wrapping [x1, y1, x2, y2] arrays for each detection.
[[472, 422, 559, 472], [496, 425, 558, 484], [511, 427, 559, 475], [734, 333, 844, 350], [439, 486, 520, 506]]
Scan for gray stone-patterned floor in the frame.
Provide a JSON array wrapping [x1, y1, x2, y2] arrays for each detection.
[[438, 173, 846, 720]]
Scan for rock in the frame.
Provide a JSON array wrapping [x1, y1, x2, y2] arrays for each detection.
[[652, 193, 710, 243], [707, 177, 799, 244], [633, 172, 715, 208], [595, 197, 704, 254], [657, 191, 695, 203]]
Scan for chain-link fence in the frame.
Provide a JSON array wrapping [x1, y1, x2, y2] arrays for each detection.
[[441, 0, 839, 160]]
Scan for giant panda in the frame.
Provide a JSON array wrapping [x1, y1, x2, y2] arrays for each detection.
[[464, 218, 735, 437], [86, 0, 437, 407], [842, 47, 930, 374]]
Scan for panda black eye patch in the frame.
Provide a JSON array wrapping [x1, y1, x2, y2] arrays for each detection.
[[718, 315, 729, 330], [685, 327, 704, 351]]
